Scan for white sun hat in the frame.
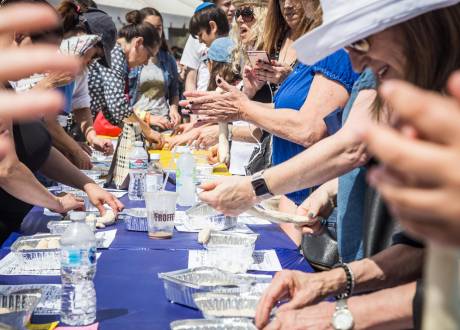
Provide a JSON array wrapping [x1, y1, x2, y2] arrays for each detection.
[[294, 0, 460, 65]]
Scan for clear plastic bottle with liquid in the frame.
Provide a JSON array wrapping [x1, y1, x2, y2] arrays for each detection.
[[128, 141, 149, 200], [146, 153, 164, 192], [60, 211, 97, 326], [176, 147, 196, 206]]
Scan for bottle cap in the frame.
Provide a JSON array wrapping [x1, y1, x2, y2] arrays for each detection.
[[151, 153, 160, 160], [69, 211, 86, 221]]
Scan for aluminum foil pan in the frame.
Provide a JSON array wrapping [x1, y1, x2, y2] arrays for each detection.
[[10, 234, 61, 270], [0, 289, 42, 329], [193, 293, 260, 319], [124, 208, 148, 232], [158, 267, 271, 309], [47, 220, 72, 235], [186, 204, 237, 231], [170, 318, 257, 330], [205, 232, 258, 249]]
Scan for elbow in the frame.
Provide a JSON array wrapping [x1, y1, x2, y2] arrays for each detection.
[[0, 161, 18, 185], [298, 130, 327, 148]]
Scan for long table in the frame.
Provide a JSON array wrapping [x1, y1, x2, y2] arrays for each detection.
[[0, 193, 313, 329]]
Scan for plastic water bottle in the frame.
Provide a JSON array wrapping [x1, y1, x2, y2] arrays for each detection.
[[176, 147, 196, 206], [60, 212, 97, 326], [146, 153, 164, 192], [128, 141, 149, 200]]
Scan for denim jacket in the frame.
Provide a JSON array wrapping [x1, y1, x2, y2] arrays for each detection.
[[129, 49, 179, 107]]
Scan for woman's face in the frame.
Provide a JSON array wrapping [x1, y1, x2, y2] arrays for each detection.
[[126, 37, 159, 67], [144, 15, 163, 39], [236, 6, 256, 46], [81, 46, 104, 68], [347, 27, 407, 81], [279, 0, 303, 31]]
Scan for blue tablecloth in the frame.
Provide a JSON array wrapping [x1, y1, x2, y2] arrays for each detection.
[[1, 191, 313, 329]]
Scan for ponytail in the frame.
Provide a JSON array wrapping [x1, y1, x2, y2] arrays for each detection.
[[56, 0, 87, 35]]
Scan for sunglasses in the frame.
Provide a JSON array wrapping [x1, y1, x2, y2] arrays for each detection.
[[236, 7, 255, 23], [348, 38, 371, 53]]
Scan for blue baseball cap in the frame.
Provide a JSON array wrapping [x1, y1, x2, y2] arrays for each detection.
[[207, 37, 235, 64], [194, 2, 216, 14]]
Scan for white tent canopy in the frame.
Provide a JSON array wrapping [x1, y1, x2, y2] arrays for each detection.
[[95, 0, 201, 17]]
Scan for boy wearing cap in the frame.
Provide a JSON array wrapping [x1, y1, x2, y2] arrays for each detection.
[[180, 1, 233, 92]]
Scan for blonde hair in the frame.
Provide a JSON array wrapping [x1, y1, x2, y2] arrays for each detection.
[[263, 0, 322, 57], [230, 5, 268, 75]]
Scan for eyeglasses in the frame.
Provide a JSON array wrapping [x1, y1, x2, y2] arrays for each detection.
[[235, 7, 255, 23], [347, 38, 371, 53]]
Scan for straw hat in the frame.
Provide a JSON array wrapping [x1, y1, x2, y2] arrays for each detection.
[[232, 0, 268, 8], [294, 0, 460, 65]]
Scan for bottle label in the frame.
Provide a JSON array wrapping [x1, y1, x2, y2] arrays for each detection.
[[129, 159, 148, 170], [61, 247, 97, 267]]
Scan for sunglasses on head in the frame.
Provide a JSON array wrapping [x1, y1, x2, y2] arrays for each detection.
[[348, 38, 371, 53], [236, 6, 255, 23]]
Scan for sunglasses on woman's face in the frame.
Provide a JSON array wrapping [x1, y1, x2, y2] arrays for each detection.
[[236, 7, 255, 23], [348, 38, 371, 53]]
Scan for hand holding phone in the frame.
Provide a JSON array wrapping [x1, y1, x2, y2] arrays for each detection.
[[247, 50, 270, 68]]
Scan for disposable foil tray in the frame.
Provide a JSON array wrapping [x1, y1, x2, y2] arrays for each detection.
[[193, 293, 260, 319], [0, 289, 42, 329], [170, 318, 257, 330], [158, 267, 271, 309], [10, 234, 61, 271], [205, 232, 258, 249], [124, 208, 148, 232], [47, 221, 72, 235], [186, 204, 237, 231]]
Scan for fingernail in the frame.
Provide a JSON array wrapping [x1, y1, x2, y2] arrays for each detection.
[[189, 101, 194, 105], [308, 212, 316, 219]]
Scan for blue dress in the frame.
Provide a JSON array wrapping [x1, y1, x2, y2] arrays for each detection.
[[272, 50, 358, 205], [337, 68, 377, 262]]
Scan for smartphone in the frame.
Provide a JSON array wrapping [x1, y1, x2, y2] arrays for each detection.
[[247, 50, 270, 68]]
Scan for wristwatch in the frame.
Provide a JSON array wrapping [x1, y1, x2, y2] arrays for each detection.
[[332, 299, 354, 330], [251, 171, 274, 198]]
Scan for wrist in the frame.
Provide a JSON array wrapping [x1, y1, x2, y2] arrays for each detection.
[[51, 196, 64, 213], [327, 267, 349, 297], [239, 97, 251, 121], [85, 129, 97, 145]]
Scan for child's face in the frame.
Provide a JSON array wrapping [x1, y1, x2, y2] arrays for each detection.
[[197, 25, 218, 47]]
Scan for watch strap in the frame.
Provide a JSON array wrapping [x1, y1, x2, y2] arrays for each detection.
[[334, 263, 355, 299]]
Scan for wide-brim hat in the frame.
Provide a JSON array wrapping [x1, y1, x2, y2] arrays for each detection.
[[294, 0, 460, 65], [232, 0, 268, 8]]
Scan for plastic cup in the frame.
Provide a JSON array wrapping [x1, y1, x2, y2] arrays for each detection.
[[144, 191, 178, 239]]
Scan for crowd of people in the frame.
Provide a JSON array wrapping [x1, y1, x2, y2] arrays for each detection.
[[1, 0, 460, 328]]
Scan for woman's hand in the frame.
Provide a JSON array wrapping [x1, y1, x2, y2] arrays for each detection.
[[88, 136, 114, 155], [83, 182, 124, 215], [34, 71, 75, 90], [169, 106, 182, 127], [150, 115, 173, 130], [54, 193, 85, 213], [144, 128, 165, 149], [172, 123, 194, 136], [295, 184, 335, 235], [180, 77, 250, 122], [207, 144, 219, 164], [243, 65, 266, 99], [196, 124, 219, 149], [254, 60, 293, 85], [165, 128, 200, 150], [199, 176, 257, 215], [255, 270, 334, 329]]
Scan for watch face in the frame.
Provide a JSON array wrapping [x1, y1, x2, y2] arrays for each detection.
[[332, 310, 354, 330]]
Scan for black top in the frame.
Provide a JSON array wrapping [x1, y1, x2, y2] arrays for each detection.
[[0, 121, 52, 243]]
